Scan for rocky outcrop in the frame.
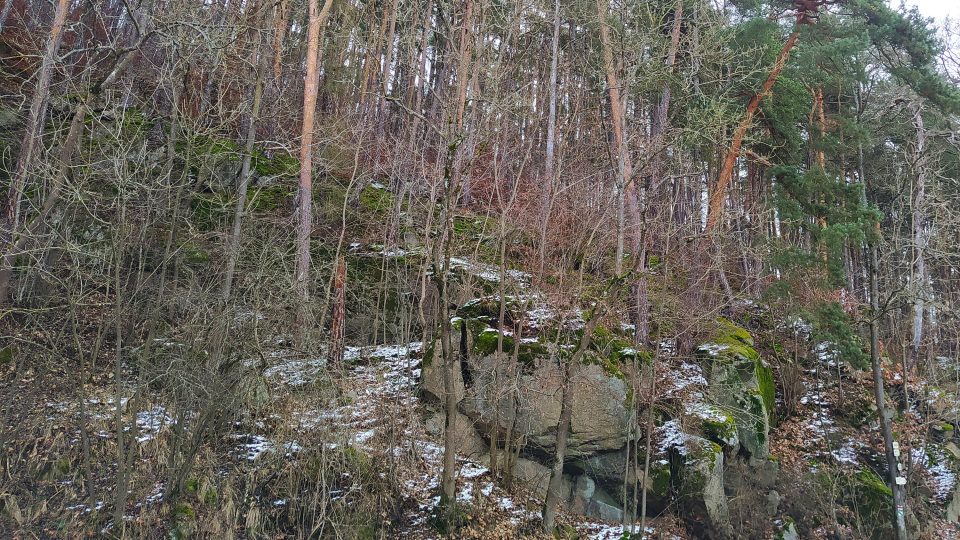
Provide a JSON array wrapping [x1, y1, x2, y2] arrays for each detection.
[[696, 318, 774, 459], [420, 294, 775, 532]]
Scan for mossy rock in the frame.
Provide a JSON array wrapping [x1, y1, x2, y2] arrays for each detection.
[[696, 317, 760, 364], [687, 403, 739, 449], [668, 435, 732, 536], [650, 460, 672, 498], [472, 326, 515, 357], [700, 319, 772, 457], [590, 325, 646, 363], [464, 318, 548, 366], [581, 350, 626, 380], [845, 468, 894, 538], [755, 359, 776, 423], [458, 296, 520, 321]]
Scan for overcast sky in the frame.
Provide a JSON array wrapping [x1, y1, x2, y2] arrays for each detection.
[[899, 0, 958, 23]]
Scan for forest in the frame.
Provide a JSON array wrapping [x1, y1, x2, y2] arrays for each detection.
[[1, 0, 959, 537]]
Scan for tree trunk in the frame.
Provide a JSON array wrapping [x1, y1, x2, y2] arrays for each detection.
[[295, 0, 335, 335], [705, 30, 799, 233], [542, 311, 606, 532], [0, 0, 14, 32], [222, 47, 266, 302], [272, 0, 290, 81], [909, 105, 929, 372], [0, 0, 71, 303], [327, 256, 346, 365], [868, 239, 909, 540], [542, 279, 618, 532], [543, 0, 561, 200], [538, 0, 561, 275], [595, 0, 635, 274]]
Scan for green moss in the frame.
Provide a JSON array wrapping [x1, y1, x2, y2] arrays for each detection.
[[422, 339, 437, 367], [697, 318, 760, 365], [316, 183, 347, 222], [697, 407, 738, 447], [185, 478, 199, 493], [54, 457, 71, 475], [717, 317, 754, 346], [201, 485, 218, 505], [650, 462, 672, 496], [0, 347, 13, 365], [359, 184, 394, 214], [582, 351, 626, 380], [252, 151, 299, 177], [745, 390, 768, 446], [517, 339, 549, 364], [190, 191, 231, 229], [173, 502, 196, 520], [458, 297, 516, 319], [755, 359, 776, 422], [849, 468, 894, 536], [453, 215, 494, 239], [472, 327, 514, 357], [180, 241, 210, 266], [246, 184, 294, 212]]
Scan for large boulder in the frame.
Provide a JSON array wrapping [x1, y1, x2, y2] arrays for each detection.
[[422, 315, 631, 458], [510, 457, 573, 501], [661, 420, 733, 538], [696, 318, 774, 459], [424, 410, 488, 460]]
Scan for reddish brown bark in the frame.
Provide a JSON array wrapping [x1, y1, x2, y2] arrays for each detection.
[[2, 0, 69, 248], [596, 0, 636, 274], [295, 0, 334, 332], [272, 0, 290, 81], [705, 31, 800, 232], [327, 257, 346, 365]]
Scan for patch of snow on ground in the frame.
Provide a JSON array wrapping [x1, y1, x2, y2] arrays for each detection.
[[830, 442, 860, 465], [912, 447, 958, 500], [580, 523, 657, 540], [135, 406, 172, 443], [264, 356, 327, 387], [449, 257, 530, 286], [815, 342, 840, 366]]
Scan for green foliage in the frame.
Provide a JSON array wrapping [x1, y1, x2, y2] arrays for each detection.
[[0, 346, 13, 365], [849, 0, 960, 113], [814, 302, 868, 369], [772, 165, 878, 288]]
